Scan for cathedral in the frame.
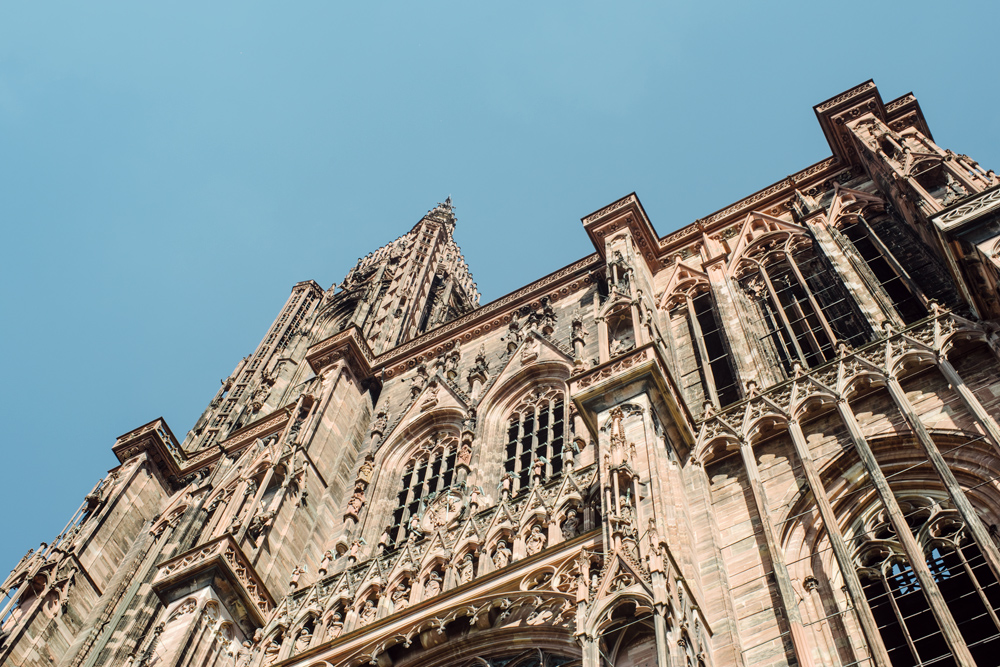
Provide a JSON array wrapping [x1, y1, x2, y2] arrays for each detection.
[[6, 80, 1000, 667]]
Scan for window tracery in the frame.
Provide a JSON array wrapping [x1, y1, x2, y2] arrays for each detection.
[[853, 495, 1000, 667], [833, 203, 961, 317], [735, 232, 868, 373], [505, 389, 566, 496], [835, 210, 928, 325], [387, 432, 460, 546], [663, 284, 740, 409]]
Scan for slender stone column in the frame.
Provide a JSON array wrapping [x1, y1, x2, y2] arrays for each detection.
[[737, 439, 815, 667], [213, 478, 250, 540], [579, 634, 600, 667], [653, 604, 671, 667], [236, 465, 276, 543], [937, 356, 1000, 453], [836, 398, 977, 665], [0, 583, 25, 621], [167, 604, 207, 667], [785, 419, 892, 667], [885, 374, 1000, 583]]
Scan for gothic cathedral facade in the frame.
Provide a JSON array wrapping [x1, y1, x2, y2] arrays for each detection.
[[6, 81, 1000, 667]]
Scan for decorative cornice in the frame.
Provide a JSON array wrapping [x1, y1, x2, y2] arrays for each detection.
[[814, 80, 877, 113], [152, 535, 275, 626], [931, 184, 1000, 233], [570, 343, 696, 450], [217, 407, 292, 452], [885, 93, 916, 114], [581, 193, 662, 272], [659, 157, 842, 252], [307, 326, 377, 380], [111, 418, 184, 478]]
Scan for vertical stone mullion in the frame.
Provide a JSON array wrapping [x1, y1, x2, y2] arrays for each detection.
[[786, 250, 838, 352], [836, 398, 978, 665], [937, 357, 1000, 454], [686, 295, 720, 408], [737, 438, 815, 667], [885, 374, 1000, 585], [786, 419, 893, 667], [761, 266, 809, 365]]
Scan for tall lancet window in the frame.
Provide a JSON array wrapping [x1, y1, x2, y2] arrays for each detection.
[[836, 211, 928, 325], [504, 389, 565, 496], [663, 284, 740, 410], [387, 432, 458, 547], [833, 201, 960, 320], [854, 496, 1000, 667], [735, 232, 867, 373]]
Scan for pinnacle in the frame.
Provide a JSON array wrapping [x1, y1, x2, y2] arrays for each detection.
[[424, 196, 457, 228]]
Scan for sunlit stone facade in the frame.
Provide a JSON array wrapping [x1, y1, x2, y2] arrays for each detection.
[[5, 81, 1000, 667]]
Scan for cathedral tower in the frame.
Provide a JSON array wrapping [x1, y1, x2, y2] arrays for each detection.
[[5, 82, 1000, 667]]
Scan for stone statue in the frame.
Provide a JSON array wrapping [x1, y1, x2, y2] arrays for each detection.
[[318, 550, 334, 576], [469, 485, 484, 511], [232, 640, 253, 667], [293, 626, 312, 654], [345, 483, 365, 516], [562, 509, 580, 540], [408, 513, 423, 541], [326, 612, 344, 639], [526, 524, 547, 555], [349, 539, 364, 561], [493, 540, 512, 569], [423, 571, 443, 599], [357, 454, 375, 483], [391, 583, 411, 611], [499, 471, 514, 499], [459, 553, 475, 584], [289, 565, 306, 590], [531, 456, 548, 483], [261, 636, 281, 666], [359, 599, 378, 625]]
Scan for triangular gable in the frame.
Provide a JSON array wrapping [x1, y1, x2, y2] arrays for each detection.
[[418, 530, 452, 570], [596, 292, 633, 320], [517, 486, 552, 525], [477, 333, 574, 410], [354, 557, 386, 596], [726, 211, 807, 277], [453, 514, 484, 554], [657, 261, 710, 309], [594, 549, 652, 602], [828, 183, 886, 224], [323, 572, 354, 612], [379, 374, 470, 448], [482, 498, 518, 540], [903, 152, 944, 177], [552, 474, 585, 508], [388, 541, 420, 581], [293, 584, 324, 625], [741, 396, 788, 434]]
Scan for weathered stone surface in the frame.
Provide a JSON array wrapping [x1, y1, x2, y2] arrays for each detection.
[[5, 83, 1000, 667]]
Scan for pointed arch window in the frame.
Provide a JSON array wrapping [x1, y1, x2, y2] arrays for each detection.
[[387, 432, 458, 546], [833, 202, 961, 319], [854, 497, 1000, 667], [505, 388, 565, 496], [735, 232, 868, 373], [663, 283, 740, 409], [835, 210, 929, 325]]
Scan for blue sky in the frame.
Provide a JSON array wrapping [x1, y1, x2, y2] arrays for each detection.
[[1, 2, 998, 571]]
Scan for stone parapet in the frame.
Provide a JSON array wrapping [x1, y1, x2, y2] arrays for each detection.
[[151, 534, 275, 627]]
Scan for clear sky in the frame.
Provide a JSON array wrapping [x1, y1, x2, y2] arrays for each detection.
[[1, 2, 998, 572]]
